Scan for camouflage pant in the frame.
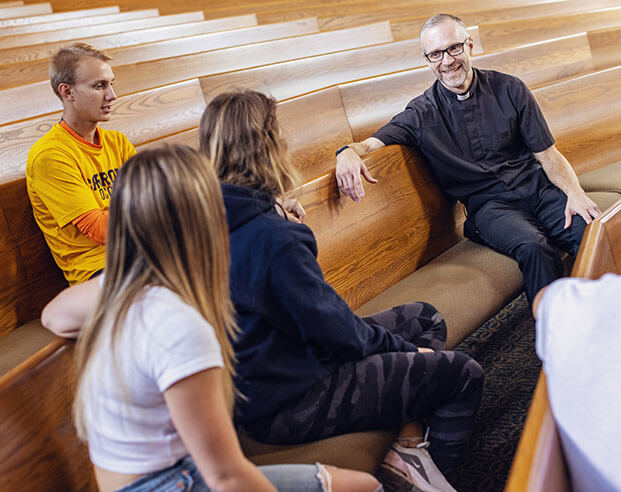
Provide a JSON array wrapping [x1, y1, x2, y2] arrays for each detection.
[[247, 302, 483, 477]]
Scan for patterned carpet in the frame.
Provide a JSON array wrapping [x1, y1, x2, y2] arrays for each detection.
[[451, 293, 541, 492]]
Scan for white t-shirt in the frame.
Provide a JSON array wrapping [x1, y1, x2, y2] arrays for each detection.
[[536, 273, 621, 492], [83, 286, 224, 474]]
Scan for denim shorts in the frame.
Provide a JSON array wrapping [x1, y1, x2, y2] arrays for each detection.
[[116, 455, 329, 492]]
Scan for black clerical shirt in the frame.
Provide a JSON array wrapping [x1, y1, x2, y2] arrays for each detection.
[[372, 68, 555, 211]]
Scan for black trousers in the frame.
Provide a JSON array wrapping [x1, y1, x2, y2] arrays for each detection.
[[465, 171, 586, 304]]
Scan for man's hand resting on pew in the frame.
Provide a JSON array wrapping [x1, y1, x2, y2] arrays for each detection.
[[335, 137, 383, 202]]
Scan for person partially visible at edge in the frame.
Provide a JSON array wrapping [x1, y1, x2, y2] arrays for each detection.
[[26, 43, 135, 285], [335, 13, 601, 306], [41, 145, 382, 492], [199, 90, 484, 492], [533, 274, 621, 492]]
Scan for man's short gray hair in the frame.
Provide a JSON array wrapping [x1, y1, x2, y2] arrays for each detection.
[[420, 13, 467, 43]]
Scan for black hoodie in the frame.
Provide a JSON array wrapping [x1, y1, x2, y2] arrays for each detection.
[[222, 183, 418, 432]]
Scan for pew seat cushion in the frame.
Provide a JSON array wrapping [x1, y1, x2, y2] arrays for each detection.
[[0, 319, 56, 377], [578, 161, 621, 194], [240, 428, 396, 473]]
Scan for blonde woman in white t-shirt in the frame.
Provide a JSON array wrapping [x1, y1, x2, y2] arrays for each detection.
[[42, 145, 381, 492]]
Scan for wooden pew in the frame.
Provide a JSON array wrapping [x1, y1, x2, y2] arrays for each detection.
[[0, 2, 51, 19], [0, 6, 118, 27], [0, 11, 206, 50], [0, 78, 206, 182], [319, 0, 621, 36], [104, 17, 319, 66], [0, 14, 258, 65], [0, 21, 391, 90], [479, 7, 621, 52], [588, 26, 621, 70], [0, 9, 161, 36], [0, 1, 23, 7], [199, 26, 482, 104], [340, 32, 595, 143], [533, 66, 621, 175], [506, 198, 621, 491]]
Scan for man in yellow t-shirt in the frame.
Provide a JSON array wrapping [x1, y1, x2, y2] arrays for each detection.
[[27, 43, 135, 285]]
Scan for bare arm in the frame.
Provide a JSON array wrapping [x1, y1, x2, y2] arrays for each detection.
[[335, 137, 385, 202], [534, 145, 601, 228], [41, 277, 101, 338], [164, 368, 277, 492]]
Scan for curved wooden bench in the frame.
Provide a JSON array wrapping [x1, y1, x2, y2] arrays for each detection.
[[0, 11, 206, 50], [588, 25, 621, 70], [0, 6, 118, 27], [0, 2, 51, 20], [0, 14, 258, 65]]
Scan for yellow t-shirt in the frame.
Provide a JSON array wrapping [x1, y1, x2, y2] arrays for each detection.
[[26, 122, 136, 285]]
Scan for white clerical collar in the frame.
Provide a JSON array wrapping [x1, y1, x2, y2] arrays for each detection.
[[456, 90, 472, 101]]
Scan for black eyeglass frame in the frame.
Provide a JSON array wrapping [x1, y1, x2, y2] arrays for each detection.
[[423, 38, 472, 63]]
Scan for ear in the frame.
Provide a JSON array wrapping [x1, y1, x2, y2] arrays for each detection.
[[57, 83, 74, 102], [467, 36, 474, 54]]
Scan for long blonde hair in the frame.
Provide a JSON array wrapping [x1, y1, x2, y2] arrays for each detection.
[[73, 144, 237, 439], [199, 90, 300, 196]]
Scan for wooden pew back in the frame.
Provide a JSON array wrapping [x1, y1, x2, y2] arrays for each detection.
[[588, 26, 621, 70], [0, 2, 51, 20], [298, 145, 461, 309], [0, 6, 118, 27], [0, 14, 258, 65], [0, 11, 206, 50], [479, 7, 621, 52], [533, 66, 621, 175]]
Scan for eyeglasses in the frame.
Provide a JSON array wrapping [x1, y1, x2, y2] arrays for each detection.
[[424, 39, 470, 63]]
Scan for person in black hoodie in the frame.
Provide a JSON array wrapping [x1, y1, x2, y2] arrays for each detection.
[[199, 91, 484, 492]]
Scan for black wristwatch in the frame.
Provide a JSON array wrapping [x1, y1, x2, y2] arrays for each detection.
[[335, 145, 351, 156]]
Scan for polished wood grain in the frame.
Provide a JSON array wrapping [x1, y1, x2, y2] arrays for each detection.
[[588, 26, 621, 70], [0, 9, 159, 36], [0, 21, 392, 90], [107, 17, 319, 66], [0, 2, 51, 20], [0, 11, 207, 50], [0, 341, 96, 491], [0, 15, 258, 65], [277, 87, 354, 182], [299, 145, 461, 309], [479, 7, 621, 52], [331, 0, 621, 39], [340, 33, 598, 142], [533, 66, 621, 175], [0, 79, 205, 182], [0, 179, 67, 337], [0, 1, 23, 7], [0, 6, 117, 27]]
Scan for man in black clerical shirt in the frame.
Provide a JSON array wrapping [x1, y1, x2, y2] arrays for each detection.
[[335, 13, 601, 305]]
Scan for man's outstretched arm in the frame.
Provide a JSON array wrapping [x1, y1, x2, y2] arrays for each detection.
[[335, 137, 385, 202], [534, 145, 601, 228]]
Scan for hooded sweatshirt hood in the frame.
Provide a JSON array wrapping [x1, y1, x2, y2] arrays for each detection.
[[221, 183, 274, 232]]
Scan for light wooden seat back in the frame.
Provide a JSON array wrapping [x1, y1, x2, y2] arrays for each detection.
[[479, 7, 621, 52], [298, 145, 461, 309], [0, 79, 206, 182], [0, 6, 118, 27], [0, 9, 158, 36], [588, 26, 621, 70], [533, 66, 621, 175], [0, 11, 206, 50], [0, 2, 51, 20], [199, 26, 481, 104], [0, 14, 258, 66]]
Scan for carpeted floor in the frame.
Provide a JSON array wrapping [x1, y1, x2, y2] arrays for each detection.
[[451, 293, 542, 492]]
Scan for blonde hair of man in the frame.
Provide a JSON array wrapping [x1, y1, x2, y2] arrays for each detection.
[[49, 43, 111, 101]]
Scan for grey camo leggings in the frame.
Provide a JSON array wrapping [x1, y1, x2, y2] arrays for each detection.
[[249, 302, 484, 478]]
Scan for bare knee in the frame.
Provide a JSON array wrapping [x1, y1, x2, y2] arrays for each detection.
[[322, 465, 382, 492]]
